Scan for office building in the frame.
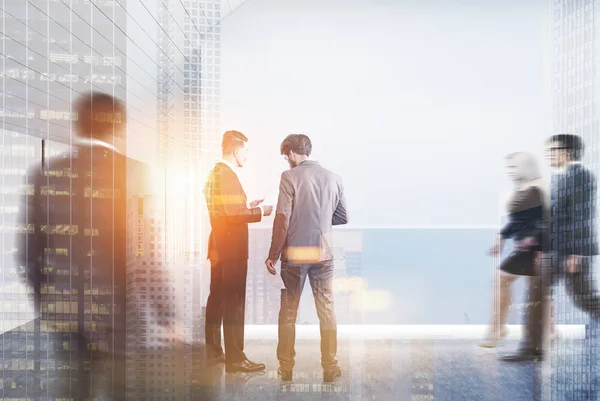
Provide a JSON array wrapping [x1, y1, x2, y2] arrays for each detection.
[[246, 227, 282, 324], [1, 0, 129, 326], [126, 193, 189, 400], [155, 0, 221, 340], [550, 1, 599, 399], [333, 230, 364, 325], [550, 1, 599, 320], [2, 0, 127, 143], [1, 2, 129, 398]]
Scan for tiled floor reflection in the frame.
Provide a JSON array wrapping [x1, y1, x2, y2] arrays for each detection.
[[3, 333, 597, 400], [198, 339, 549, 401]]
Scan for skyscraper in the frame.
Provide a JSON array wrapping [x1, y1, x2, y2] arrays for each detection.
[[550, 1, 599, 398], [120, 1, 223, 399], [2, 2, 128, 399], [155, 0, 221, 340], [333, 230, 364, 325], [125, 192, 184, 400], [550, 2, 600, 314], [551, 0, 599, 149], [2, 1, 127, 143], [247, 226, 282, 324]]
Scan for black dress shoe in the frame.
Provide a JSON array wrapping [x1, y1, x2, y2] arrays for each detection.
[[278, 367, 293, 381], [225, 359, 266, 373], [323, 366, 342, 382], [500, 350, 543, 362]]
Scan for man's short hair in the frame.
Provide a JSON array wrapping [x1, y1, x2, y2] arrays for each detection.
[[222, 130, 248, 154], [547, 134, 585, 160], [280, 134, 312, 157], [75, 92, 126, 139]]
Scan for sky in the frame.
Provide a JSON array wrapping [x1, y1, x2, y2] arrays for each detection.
[[220, 0, 551, 227]]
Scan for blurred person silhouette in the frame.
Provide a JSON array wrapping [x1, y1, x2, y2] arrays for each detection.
[[203, 130, 273, 373], [502, 134, 599, 362], [480, 152, 549, 348], [265, 134, 348, 383], [15, 92, 137, 400]]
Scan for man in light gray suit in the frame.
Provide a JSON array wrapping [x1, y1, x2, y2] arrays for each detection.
[[265, 134, 348, 383]]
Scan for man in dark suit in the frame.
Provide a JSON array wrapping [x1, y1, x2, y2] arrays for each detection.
[[15, 92, 134, 399], [502, 134, 599, 362], [264, 134, 348, 382], [203, 130, 273, 373]]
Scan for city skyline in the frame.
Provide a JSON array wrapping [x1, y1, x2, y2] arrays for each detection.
[[1, 0, 598, 399]]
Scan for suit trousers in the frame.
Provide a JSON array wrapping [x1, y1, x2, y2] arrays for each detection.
[[277, 261, 338, 372], [522, 253, 600, 352], [205, 258, 248, 363]]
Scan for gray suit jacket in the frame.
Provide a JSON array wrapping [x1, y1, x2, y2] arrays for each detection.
[[268, 160, 348, 264]]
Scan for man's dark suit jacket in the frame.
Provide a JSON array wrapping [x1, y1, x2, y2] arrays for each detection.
[[15, 143, 134, 398], [550, 162, 598, 256], [203, 162, 262, 261]]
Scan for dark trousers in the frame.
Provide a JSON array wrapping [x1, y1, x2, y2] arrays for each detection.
[[277, 261, 338, 372], [523, 253, 600, 352], [205, 258, 248, 363], [563, 256, 600, 318]]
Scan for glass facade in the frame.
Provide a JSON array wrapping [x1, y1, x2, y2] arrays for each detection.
[[2, 1, 129, 399], [1, 0, 220, 399], [2, 1, 127, 143], [126, 1, 222, 399], [551, 0, 600, 399]]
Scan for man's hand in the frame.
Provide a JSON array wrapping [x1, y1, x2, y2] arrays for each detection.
[[265, 258, 277, 275], [566, 255, 582, 273], [262, 205, 273, 216], [249, 199, 264, 208]]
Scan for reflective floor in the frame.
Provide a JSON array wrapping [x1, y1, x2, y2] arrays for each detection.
[[194, 337, 600, 401], [198, 339, 556, 401], [2, 328, 597, 400]]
